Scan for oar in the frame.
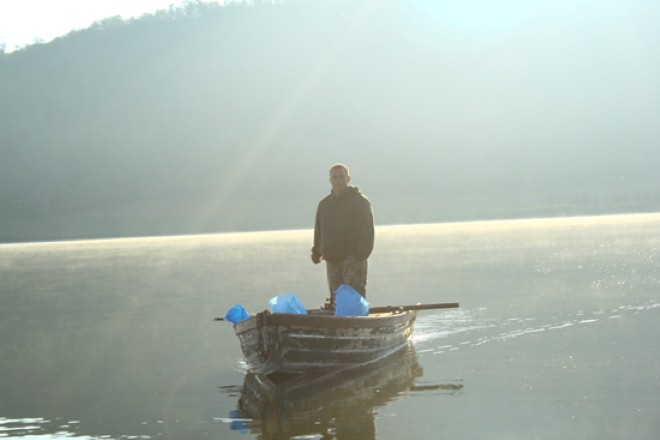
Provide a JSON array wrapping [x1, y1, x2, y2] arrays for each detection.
[[368, 302, 459, 313], [214, 302, 459, 320]]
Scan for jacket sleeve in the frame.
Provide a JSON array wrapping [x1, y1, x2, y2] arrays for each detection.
[[311, 204, 322, 257], [355, 199, 374, 261]]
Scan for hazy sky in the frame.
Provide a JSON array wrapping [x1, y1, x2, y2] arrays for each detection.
[[0, 0, 228, 52]]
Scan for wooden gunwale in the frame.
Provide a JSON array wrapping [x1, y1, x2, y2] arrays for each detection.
[[235, 310, 414, 334]]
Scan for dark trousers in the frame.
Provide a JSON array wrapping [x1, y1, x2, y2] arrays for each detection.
[[326, 255, 368, 298]]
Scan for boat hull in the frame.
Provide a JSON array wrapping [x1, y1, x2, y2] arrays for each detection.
[[233, 310, 417, 374]]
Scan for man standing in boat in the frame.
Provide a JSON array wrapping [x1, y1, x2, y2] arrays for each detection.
[[311, 163, 375, 304]]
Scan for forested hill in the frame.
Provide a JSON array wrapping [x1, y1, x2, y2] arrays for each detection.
[[2, 0, 659, 243]]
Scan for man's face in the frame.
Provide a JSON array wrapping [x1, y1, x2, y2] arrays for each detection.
[[329, 168, 350, 192]]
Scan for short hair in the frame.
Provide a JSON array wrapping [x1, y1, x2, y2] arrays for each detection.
[[329, 163, 350, 176]]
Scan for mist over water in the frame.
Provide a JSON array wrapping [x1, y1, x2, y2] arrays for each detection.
[[1, 213, 659, 439]]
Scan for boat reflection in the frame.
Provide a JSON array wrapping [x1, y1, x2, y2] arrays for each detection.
[[227, 344, 462, 439]]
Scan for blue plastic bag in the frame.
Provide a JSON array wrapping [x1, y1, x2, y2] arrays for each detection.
[[335, 284, 369, 316], [269, 293, 307, 314], [224, 304, 251, 323]]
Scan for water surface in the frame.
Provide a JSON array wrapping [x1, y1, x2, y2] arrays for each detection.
[[1, 213, 659, 438]]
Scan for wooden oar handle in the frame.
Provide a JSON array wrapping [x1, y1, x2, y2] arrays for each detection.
[[368, 302, 459, 313]]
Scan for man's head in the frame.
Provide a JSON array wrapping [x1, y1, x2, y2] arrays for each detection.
[[329, 163, 350, 193]]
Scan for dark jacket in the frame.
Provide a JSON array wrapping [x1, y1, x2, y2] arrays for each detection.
[[312, 186, 374, 262]]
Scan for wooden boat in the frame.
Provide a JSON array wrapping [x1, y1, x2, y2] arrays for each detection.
[[224, 302, 458, 375]]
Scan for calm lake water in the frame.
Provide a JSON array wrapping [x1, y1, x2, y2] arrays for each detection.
[[1, 213, 659, 439]]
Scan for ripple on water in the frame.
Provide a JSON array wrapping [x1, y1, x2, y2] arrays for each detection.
[[412, 300, 660, 355], [0, 417, 156, 439]]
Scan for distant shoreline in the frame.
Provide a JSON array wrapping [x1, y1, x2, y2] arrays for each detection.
[[2, 208, 658, 245]]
